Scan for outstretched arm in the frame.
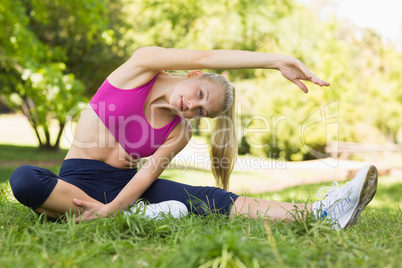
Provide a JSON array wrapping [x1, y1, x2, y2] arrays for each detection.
[[130, 47, 329, 93]]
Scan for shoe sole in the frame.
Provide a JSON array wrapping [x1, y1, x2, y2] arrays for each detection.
[[343, 165, 378, 229]]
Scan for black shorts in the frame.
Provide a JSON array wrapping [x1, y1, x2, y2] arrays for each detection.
[[9, 158, 239, 215]]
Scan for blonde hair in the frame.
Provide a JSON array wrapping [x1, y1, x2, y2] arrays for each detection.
[[200, 73, 236, 190]]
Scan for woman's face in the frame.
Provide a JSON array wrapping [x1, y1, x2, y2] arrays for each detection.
[[169, 75, 225, 119]]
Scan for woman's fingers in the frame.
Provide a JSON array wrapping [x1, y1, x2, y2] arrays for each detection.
[[73, 199, 88, 223], [72, 199, 112, 223], [73, 199, 97, 222], [293, 79, 308, 93], [321, 79, 330, 86], [75, 209, 98, 223], [294, 59, 330, 88], [73, 198, 86, 208], [308, 72, 330, 87], [75, 212, 92, 223]]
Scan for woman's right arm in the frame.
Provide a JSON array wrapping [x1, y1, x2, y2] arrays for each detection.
[[125, 46, 329, 93], [130, 46, 290, 71]]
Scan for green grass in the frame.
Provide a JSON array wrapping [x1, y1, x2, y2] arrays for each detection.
[[0, 144, 68, 162], [1, 144, 401, 267], [1, 177, 400, 267]]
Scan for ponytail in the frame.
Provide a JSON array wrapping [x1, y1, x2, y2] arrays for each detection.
[[201, 73, 236, 190]]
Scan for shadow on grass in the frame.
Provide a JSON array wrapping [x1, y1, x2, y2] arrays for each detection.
[[0, 144, 68, 162], [0, 144, 65, 183], [0, 165, 62, 184]]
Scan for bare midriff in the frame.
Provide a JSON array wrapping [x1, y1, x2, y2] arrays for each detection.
[[65, 105, 140, 169]]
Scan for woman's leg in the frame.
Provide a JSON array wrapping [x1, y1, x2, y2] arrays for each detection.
[[35, 180, 102, 218], [9, 165, 100, 219], [231, 164, 378, 229], [230, 196, 312, 222], [141, 179, 239, 215], [141, 178, 312, 220]]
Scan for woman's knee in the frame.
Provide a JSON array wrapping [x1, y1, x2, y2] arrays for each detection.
[[143, 179, 238, 215], [9, 165, 36, 194], [188, 186, 239, 215], [9, 165, 58, 209]]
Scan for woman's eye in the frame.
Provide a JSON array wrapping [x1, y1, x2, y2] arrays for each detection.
[[199, 108, 203, 116], [199, 91, 203, 98]]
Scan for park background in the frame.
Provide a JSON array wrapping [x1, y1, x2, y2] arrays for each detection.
[[1, 0, 402, 191], [0, 0, 401, 267]]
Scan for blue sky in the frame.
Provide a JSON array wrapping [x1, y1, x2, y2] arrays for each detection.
[[298, 0, 402, 44]]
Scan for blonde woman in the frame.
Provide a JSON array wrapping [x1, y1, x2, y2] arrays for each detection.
[[10, 47, 377, 229]]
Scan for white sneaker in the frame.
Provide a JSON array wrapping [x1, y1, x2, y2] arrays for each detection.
[[124, 200, 188, 220], [313, 165, 378, 230]]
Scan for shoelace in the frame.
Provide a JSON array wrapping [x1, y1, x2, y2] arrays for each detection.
[[317, 181, 353, 215], [317, 181, 340, 199]]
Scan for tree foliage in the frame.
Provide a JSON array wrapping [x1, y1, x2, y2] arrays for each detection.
[[0, 0, 126, 150], [237, 7, 402, 160]]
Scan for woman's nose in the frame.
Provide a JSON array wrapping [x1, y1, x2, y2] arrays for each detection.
[[188, 99, 201, 110], [187, 100, 195, 111]]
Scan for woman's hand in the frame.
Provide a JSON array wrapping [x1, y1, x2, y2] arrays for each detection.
[[277, 56, 330, 93], [72, 198, 115, 222]]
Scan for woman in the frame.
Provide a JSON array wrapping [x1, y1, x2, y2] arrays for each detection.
[[9, 47, 377, 229]]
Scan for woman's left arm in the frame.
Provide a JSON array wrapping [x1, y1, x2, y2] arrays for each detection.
[[110, 121, 192, 213], [73, 120, 192, 222]]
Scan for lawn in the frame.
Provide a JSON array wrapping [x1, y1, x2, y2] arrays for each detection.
[[0, 144, 401, 267]]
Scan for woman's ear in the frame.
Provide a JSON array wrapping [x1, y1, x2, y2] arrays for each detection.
[[187, 70, 203, 78]]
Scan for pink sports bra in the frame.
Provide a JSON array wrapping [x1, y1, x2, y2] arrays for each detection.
[[89, 73, 183, 158]]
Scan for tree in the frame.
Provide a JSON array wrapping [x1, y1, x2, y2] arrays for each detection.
[[0, 0, 126, 150], [26, 0, 129, 95]]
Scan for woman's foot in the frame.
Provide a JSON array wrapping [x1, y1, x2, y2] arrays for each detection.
[[313, 165, 378, 230], [125, 200, 188, 219]]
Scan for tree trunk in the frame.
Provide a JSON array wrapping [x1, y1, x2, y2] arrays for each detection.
[[21, 98, 43, 147], [39, 124, 59, 151], [53, 122, 65, 151], [44, 125, 51, 148]]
